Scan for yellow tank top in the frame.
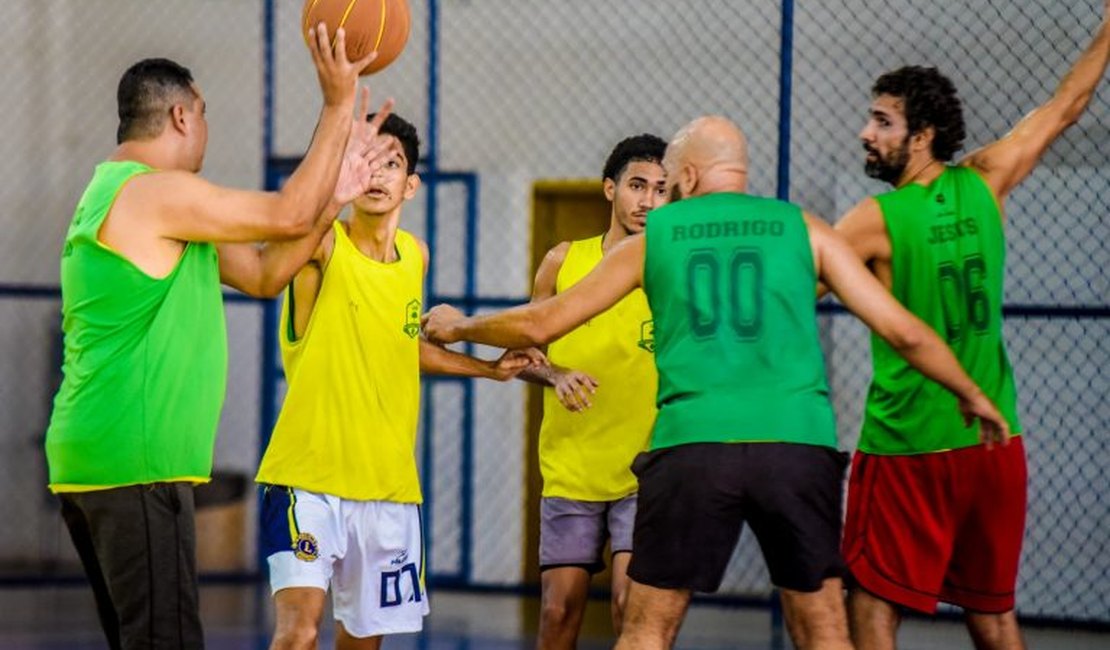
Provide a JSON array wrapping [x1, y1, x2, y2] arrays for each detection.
[[539, 235, 658, 500], [256, 222, 424, 502]]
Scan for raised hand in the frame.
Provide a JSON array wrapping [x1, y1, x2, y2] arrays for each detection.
[[334, 87, 397, 205], [306, 23, 378, 108]]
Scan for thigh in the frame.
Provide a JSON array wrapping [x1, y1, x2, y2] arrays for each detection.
[[842, 451, 958, 614], [332, 501, 428, 638], [607, 493, 637, 556], [540, 497, 608, 573], [627, 444, 745, 593], [745, 444, 847, 592], [76, 483, 203, 650], [944, 439, 1027, 613], [59, 494, 123, 650], [261, 486, 341, 594]]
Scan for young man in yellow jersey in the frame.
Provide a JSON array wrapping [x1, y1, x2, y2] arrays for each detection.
[[833, 5, 1110, 649], [423, 115, 1011, 650], [48, 26, 394, 649], [523, 134, 668, 649], [252, 113, 539, 650]]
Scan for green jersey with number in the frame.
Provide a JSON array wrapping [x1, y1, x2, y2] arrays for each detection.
[[643, 192, 836, 450], [860, 165, 1021, 455]]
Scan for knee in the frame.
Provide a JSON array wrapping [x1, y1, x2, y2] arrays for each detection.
[[541, 598, 579, 630], [270, 621, 319, 650]]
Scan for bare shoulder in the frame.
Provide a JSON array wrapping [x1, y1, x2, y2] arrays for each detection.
[[543, 241, 572, 268]]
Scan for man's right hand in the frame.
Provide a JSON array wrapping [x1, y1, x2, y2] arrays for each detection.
[[306, 23, 378, 108], [958, 389, 1011, 450]]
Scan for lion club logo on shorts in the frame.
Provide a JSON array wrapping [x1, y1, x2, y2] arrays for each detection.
[[294, 532, 319, 562]]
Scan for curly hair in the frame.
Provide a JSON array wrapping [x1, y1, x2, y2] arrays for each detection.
[[602, 133, 667, 182], [367, 112, 420, 174], [872, 66, 966, 161]]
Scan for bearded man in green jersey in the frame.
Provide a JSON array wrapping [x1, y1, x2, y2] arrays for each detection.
[[423, 115, 1011, 650], [834, 5, 1110, 649]]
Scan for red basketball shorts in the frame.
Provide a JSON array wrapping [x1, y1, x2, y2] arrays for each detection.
[[842, 437, 1026, 613]]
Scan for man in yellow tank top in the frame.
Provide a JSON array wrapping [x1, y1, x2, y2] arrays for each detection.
[[522, 135, 668, 649], [251, 114, 539, 649]]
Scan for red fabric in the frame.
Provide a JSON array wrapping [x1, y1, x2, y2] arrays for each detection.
[[842, 438, 1026, 613]]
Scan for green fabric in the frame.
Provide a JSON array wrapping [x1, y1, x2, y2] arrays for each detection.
[[861, 166, 1021, 454], [46, 161, 228, 488], [643, 192, 836, 450]]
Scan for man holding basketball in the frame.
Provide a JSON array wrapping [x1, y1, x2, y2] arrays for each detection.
[[524, 134, 668, 649], [423, 115, 1011, 650], [45, 25, 387, 649], [834, 5, 1110, 648]]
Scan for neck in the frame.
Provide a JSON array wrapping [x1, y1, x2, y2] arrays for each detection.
[[348, 206, 403, 262], [601, 215, 631, 252], [895, 155, 943, 188], [695, 164, 748, 196], [110, 140, 183, 171]]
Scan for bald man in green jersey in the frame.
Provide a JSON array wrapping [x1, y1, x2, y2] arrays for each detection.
[[834, 5, 1110, 649], [423, 115, 1010, 650]]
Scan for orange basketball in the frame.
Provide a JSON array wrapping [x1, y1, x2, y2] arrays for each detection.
[[302, 0, 411, 75]]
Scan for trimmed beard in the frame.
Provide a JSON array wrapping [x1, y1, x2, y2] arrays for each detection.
[[864, 138, 910, 185]]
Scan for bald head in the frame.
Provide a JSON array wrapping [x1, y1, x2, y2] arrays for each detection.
[[663, 115, 749, 200]]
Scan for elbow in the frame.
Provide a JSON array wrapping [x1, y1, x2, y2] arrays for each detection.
[[886, 321, 928, 354], [523, 317, 555, 347]]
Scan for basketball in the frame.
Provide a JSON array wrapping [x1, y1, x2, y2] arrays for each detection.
[[302, 0, 411, 75]]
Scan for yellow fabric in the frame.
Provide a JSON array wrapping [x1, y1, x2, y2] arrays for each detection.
[[539, 235, 658, 500], [257, 222, 423, 502]]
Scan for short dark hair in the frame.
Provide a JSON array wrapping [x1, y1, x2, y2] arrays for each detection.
[[602, 134, 667, 182], [369, 113, 420, 174], [116, 58, 197, 144], [872, 66, 966, 161]]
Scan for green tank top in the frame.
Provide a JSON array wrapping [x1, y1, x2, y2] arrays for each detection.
[[644, 192, 837, 450], [860, 165, 1021, 455], [45, 161, 228, 490]]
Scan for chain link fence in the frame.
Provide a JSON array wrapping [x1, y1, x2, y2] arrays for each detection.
[[0, 0, 1105, 627]]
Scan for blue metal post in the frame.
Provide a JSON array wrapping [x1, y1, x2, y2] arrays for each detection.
[[776, 0, 795, 202]]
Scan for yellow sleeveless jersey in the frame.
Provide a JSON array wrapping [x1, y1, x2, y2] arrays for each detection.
[[256, 222, 424, 502], [539, 235, 658, 501]]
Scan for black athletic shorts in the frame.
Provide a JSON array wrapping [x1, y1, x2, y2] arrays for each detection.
[[627, 442, 848, 593]]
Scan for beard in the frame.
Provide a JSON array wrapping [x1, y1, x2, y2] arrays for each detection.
[[669, 183, 686, 204], [864, 138, 910, 185]]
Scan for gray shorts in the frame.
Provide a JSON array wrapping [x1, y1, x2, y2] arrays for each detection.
[[539, 494, 637, 573]]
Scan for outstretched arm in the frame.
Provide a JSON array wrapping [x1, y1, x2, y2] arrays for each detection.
[[808, 213, 1010, 446], [963, 2, 1110, 203], [419, 339, 544, 380], [818, 197, 890, 299], [422, 235, 645, 349]]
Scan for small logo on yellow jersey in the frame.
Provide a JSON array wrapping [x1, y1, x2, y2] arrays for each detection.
[[404, 299, 422, 338], [294, 532, 319, 562], [638, 320, 655, 353]]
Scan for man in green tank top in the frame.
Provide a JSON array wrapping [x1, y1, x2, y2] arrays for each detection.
[[46, 26, 397, 649], [423, 115, 1010, 650], [834, 7, 1110, 648]]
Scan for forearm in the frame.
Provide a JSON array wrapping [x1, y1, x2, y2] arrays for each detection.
[[254, 205, 338, 296], [1055, 17, 1110, 122], [419, 340, 496, 378], [277, 103, 355, 229], [447, 308, 547, 350], [517, 362, 572, 387], [888, 326, 983, 402]]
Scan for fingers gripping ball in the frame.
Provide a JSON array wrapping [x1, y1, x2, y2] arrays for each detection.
[[302, 0, 411, 75]]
